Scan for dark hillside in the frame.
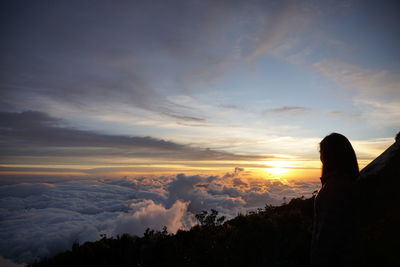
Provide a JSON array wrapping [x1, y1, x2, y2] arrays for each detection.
[[356, 134, 400, 267]]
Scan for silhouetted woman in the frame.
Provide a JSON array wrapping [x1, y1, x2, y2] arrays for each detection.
[[311, 133, 359, 267]]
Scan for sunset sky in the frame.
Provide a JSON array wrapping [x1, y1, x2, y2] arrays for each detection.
[[1, 0, 400, 264], [1, 0, 399, 182]]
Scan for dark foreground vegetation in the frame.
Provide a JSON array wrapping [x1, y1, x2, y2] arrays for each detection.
[[27, 194, 400, 267]]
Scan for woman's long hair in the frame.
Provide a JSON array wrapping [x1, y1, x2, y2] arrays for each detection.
[[320, 133, 359, 179]]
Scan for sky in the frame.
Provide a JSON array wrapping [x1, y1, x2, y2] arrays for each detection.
[[0, 0, 399, 264], [1, 0, 399, 180]]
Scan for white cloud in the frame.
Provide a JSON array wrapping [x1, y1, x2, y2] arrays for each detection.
[[114, 200, 192, 236], [353, 99, 400, 128], [313, 59, 400, 97], [352, 137, 395, 160], [0, 173, 319, 265], [313, 59, 400, 128]]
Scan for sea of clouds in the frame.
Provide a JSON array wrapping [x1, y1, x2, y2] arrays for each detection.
[[0, 171, 319, 264]]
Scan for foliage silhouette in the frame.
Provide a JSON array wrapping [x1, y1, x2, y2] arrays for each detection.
[[195, 209, 226, 227]]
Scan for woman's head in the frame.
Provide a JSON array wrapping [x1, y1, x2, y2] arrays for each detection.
[[320, 133, 359, 178]]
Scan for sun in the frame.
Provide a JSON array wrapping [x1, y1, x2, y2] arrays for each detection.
[[265, 160, 289, 175], [268, 167, 288, 175]]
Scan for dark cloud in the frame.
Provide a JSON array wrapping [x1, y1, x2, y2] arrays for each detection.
[[161, 112, 206, 122], [223, 167, 244, 178], [232, 178, 248, 187], [219, 104, 243, 110], [0, 111, 266, 163], [0, 0, 243, 117], [0, 111, 184, 149], [265, 106, 312, 113]]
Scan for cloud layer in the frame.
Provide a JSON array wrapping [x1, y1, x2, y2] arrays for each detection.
[[0, 111, 266, 167], [0, 173, 319, 264]]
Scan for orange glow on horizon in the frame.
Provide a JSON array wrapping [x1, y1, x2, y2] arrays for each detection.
[[1, 155, 379, 182]]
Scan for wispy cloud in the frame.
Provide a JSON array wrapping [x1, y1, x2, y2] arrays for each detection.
[[264, 106, 313, 114], [161, 111, 206, 122], [313, 59, 400, 97], [244, 0, 314, 60], [353, 99, 400, 128], [313, 59, 400, 128]]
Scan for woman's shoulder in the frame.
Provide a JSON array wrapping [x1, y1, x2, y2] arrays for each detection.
[[316, 172, 357, 212], [320, 172, 356, 194], [323, 172, 355, 184]]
